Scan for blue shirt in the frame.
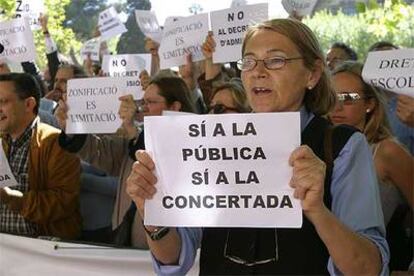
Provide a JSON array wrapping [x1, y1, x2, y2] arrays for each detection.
[[387, 95, 414, 155], [151, 108, 389, 275]]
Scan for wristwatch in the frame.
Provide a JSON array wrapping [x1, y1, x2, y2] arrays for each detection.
[[143, 224, 170, 241]]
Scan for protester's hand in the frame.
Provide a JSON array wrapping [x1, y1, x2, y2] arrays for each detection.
[[0, 62, 10, 74], [83, 53, 94, 76], [289, 145, 326, 219], [55, 94, 68, 130], [397, 94, 414, 127], [44, 88, 63, 102], [93, 26, 101, 38], [144, 37, 160, 57], [145, 37, 160, 75], [98, 69, 107, 77], [139, 70, 151, 91], [179, 54, 194, 79], [0, 187, 23, 212], [202, 31, 216, 60], [118, 94, 138, 139], [126, 150, 158, 218], [39, 13, 49, 33], [288, 10, 304, 22]]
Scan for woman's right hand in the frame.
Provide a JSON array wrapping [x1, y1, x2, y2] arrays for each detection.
[[139, 70, 151, 91], [144, 37, 160, 57], [127, 150, 158, 218], [55, 94, 68, 131], [202, 31, 216, 60]]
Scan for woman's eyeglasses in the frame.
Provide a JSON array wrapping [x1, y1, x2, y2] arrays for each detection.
[[236, 56, 303, 71], [135, 99, 166, 113], [209, 104, 240, 114]]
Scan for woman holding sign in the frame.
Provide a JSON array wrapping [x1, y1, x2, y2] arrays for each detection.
[[126, 19, 388, 274], [329, 60, 413, 270]]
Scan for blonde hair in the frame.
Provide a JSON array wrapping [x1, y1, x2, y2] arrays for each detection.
[[212, 78, 251, 113], [242, 18, 336, 116], [331, 61, 392, 144]]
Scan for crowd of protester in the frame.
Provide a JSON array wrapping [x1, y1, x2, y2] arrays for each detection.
[[0, 8, 413, 275]]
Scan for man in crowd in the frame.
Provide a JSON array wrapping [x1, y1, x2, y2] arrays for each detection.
[[0, 72, 81, 239], [326, 42, 358, 71], [44, 64, 86, 103]]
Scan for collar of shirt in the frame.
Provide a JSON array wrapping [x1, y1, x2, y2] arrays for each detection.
[[5, 117, 39, 148], [299, 106, 314, 133]]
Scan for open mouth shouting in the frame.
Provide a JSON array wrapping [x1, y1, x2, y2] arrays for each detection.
[[252, 87, 272, 95], [0, 113, 6, 122]]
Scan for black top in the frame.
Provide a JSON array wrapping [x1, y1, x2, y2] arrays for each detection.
[[199, 116, 357, 275]]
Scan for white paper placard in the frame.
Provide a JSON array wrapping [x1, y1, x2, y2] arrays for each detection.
[[102, 54, 151, 78], [362, 49, 414, 96], [144, 113, 302, 228], [0, 17, 36, 63], [14, 0, 45, 30], [80, 37, 101, 62], [162, 110, 194, 116], [66, 77, 144, 134], [0, 140, 19, 188], [98, 6, 127, 41], [163, 16, 182, 27], [135, 10, 162, 43], [159, 13, 209, 69], [281, 0, 317, 17], [211, 3, 268, 64]]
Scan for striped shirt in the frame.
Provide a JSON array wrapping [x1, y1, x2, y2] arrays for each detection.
[[0, 118, 39, 236]]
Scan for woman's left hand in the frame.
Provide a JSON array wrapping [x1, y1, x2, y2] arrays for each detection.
[[289, 145, 327, 219]]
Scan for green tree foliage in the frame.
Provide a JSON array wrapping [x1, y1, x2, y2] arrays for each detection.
[[0, 0, 15, 18], [116, 0, 151, 54], [64, 0, 109, 41], [304, 0, 414, 60], [0, 0, 81, 68]]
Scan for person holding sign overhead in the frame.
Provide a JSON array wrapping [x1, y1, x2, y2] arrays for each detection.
[[126, 19, 388, 275]]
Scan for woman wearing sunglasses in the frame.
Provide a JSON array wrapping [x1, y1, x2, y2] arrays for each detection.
[[329, 61, 413, 271], [127, 19, 388, 275], [208, 78, 251, 114]]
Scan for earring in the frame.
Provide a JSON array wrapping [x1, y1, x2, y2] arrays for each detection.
[[366, 109, 371, 113], [308, 86, 313, 90]]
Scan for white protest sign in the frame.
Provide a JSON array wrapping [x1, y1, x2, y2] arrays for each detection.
[[211, 3, 268, 64], [282, 0, 318, 17], [102, 54, 151, 78], [66, 77, 144, 134], [80, 37, 101, 62], [0, 140, 19, 188], [98, 6, 127, 41], [102, 54, 151, 100], [362, 49, 414, 96], [159, 13, 209, 69], [163, 16, 182, 27], [144, 113, 302, 228], [135, 10, 162, 43], [230, 0, 248, 8], [0, 17, 36, 63], [14, 0, 45, 30], [162, 110, 194, 116]]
